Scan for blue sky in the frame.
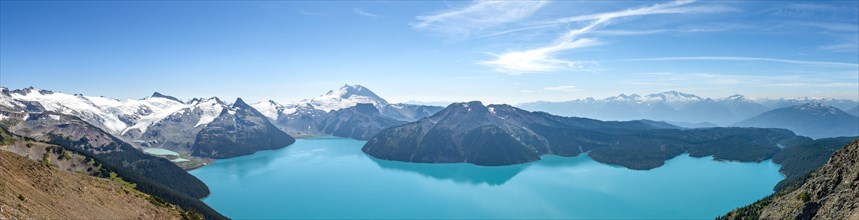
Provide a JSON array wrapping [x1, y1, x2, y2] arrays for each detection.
[[1, 0, 857, 104]]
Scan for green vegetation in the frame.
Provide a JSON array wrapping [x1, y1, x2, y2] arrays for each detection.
[[26, 143, 32, 148], [41, 151, 50, 166], [718, 195, 772, 220], [181, 210, 204, 220], [147, 195, 171, 208], [62, 150, 71, 160], [798, 191, 810, 202], [772, 136, 855, 190], [108, 172, 137, 189], [17, 194, 25, 201], [46, 132, 226, 220], [0, 137, 14, 145]]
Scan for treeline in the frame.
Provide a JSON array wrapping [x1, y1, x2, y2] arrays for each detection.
[[47, 133, 227, 220], [771, 136, 856, 190]]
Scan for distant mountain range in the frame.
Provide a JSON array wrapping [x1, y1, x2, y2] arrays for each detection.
[[734, 102, 859, 139], [518, 91, 858, 126], [363, 101, 799, 168]]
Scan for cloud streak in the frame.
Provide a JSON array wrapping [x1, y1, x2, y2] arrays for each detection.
[[543, 85, 580, 92], [354, 8, 379, 17], [622, 56, 859, 68], [411, 1, 548, 37], [482, 0, 728, 74]]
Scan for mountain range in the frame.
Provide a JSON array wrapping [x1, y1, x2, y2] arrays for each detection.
[[734, 102, 859, 139], [1, 87, 293, 159], [364, 101, 798, 168], [518, 91, 858, 126]]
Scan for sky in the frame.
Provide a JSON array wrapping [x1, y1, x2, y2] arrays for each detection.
[[1, 0, 857, 105]]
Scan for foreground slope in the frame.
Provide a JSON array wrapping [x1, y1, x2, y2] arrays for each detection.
[[363, 101, 798, 168], [723, 138, 859, 219], [734, 102, 859, 139], [0, 150, 182, 219], [0, 110, 225, 219]]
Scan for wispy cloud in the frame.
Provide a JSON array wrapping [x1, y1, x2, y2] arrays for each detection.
[[411, 1, 548, 37], [792, 21, 859, 32], [543, 85, 580, 92], [353, 8, 379, 17], [819, 42, 859, 52], [761, 82, 859, 88], [622, 56, 859, 68], [591, 29, 667, 36], [482, 39, 601, 73], [482, 0, 729, 74], [299, 9, 323, 16]]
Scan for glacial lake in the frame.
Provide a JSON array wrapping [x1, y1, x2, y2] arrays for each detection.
[[190, 137, 784, 219]]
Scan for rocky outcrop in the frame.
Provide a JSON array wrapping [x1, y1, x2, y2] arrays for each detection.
[[722, 138, 859, 219], [191, 98, 295, 158], [760, 138, 859, 219]]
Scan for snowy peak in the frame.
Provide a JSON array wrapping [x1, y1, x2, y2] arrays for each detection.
[[605, 94, 642, 103], [250, 100, 284, 120], [150, 92, 183, 104], [645, 91, 702, 103], [309, 84, 389, 112], [793, 102, 845, 116]]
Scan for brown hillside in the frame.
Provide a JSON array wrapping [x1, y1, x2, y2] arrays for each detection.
[[0, 150, 181, 219]]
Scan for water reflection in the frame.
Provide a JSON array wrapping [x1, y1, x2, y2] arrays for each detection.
[[367, 154, 594, 185]]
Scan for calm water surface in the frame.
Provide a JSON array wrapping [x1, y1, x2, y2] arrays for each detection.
[[190, 137, 783, 219]]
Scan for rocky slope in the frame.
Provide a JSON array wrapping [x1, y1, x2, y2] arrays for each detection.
[[191, 98, 295, 158], [722, 138, 859, 219], [0, 109, 224, 219], [0, 150, 183, 219], [363, 101, 799, 168], [317, 103, 406, 140], [734, 102, 859, 139]]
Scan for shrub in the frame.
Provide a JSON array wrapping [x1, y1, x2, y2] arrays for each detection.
[[798, 191, 810, 202]]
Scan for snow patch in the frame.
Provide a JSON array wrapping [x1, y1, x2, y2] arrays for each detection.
[[195, 98, 226, 127], [49, 114, 61, 121]]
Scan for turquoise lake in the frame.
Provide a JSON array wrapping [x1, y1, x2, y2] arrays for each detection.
[[190, 137, 784, 219]]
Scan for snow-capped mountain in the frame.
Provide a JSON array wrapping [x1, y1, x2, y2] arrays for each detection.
[[517, 91, 857, 126], [249, 84, 443, 138], [4, 87, 186, 134], [0, 87, 294, 158], [307, 84, 389, 112], [644, 91, 702, 104]]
